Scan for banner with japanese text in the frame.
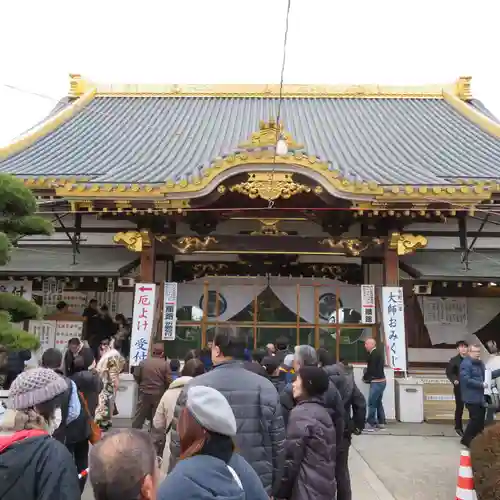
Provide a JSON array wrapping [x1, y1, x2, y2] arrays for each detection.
[[361, 285, 376, 324], [162, 282, 177, 341], [130, 283, 157, 366], [381, 287, 407, 372]]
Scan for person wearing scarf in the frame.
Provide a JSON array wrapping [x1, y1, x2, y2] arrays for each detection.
[[0, 368, 80, 500]]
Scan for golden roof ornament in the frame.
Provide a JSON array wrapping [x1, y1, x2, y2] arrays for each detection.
[[113, 230, 151, 252], [230, 172, 311, 201], [238, 120, 304, 151], [389, 233, 428, 255]]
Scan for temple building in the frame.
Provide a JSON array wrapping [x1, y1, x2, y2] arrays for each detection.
[[2, 74, 500, 378]]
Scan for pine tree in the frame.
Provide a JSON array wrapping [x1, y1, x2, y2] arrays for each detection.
[[0, 174, 53, 350]]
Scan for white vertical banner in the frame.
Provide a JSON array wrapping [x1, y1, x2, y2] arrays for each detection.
[[162, 282, 178, 341], [130, 283, 157, 366], [361, 285, 376, 324], [381, 287, 407, 373]]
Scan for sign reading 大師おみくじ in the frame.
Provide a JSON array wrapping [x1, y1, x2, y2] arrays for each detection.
[[130, 283, 157, 367], [381, 287, 407, 373]]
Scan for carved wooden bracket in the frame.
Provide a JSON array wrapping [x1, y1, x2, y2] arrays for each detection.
[[388, 233, 428, 255]]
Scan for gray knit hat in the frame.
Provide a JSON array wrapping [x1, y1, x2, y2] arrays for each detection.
[[186, 385, 237, 437], [7, 367, 68, 410]]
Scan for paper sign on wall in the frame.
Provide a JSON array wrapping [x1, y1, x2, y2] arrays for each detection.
[[130, 283, 157, 366], [0, 280, 32, 301], [381, 287, 407, 372], [162, 282, 177, 341]]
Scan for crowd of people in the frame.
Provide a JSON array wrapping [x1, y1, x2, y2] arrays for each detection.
[[3, 317, 500, 499]]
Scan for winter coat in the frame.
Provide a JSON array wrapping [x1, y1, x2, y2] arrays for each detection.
[[71, 369, 103, 417], [324, 363, 366, 438], [152, 375, 192, 470], [446, 354, 466, 385], [158, 453, 268, 500], [277, 398, 336, 500], [0, 430, 80, 500], [169, 360, 285, 495], [269, 375, 286, 395], [280, 379, 345, 450], [460, 357, 486, 405]]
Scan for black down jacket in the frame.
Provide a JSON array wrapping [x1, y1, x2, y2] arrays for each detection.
[[324, 363, 366, 438], [169, 360, 285, 495], [281, 379, 345, 449], [277, 398, 336, 500]]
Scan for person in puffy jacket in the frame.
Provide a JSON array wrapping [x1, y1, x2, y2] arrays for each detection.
[[169, 326, 285, 496], [277, 366, 336, 500], [0, 368, 80, 500], [159, 385, 268, 500], [71, 349, 102, 418], [318, 348, 366, 500], [280, 345, 345, 448]]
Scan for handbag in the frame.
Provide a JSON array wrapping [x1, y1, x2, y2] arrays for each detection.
[[79, 391, 102, 444]]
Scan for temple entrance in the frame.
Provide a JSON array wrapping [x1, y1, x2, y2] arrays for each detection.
[[166, 276, 380, 362]]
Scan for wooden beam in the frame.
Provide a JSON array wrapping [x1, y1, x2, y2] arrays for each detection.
[[139, 232, 155, 282], [384, 244, 399, 286]]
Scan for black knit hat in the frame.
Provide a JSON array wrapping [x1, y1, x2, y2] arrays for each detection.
[[298, 366, 329, 397]]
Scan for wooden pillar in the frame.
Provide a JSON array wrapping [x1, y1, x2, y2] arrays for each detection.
[[384, 244, 399, 286], [139, 232, 156, 283]]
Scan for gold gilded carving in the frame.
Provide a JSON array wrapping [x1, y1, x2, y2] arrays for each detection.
[[251, 219, 288, 236], [388, 233, 428, 255], [238, 120, 303, 151], [311, 264, 346, 279], [172, 236, 218, 254], [113, 230, 151, 252], [320, 238, 383, 257], [230, 172, 311, 201], [192, 263, 228, 278]]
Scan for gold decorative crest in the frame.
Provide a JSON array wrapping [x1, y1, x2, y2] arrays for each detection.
[[113, 230, 151, 252], [171, 236, 218, 254], [388, 233, 428, 255], [230, 172, 311, 201]]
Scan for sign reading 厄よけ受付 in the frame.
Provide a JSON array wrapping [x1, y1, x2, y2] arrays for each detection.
[[360, 285, 376, 324], [130, 283, 157, 367], [0, 280, 32, 301], [381, 287, 407, 373], [162, 282, 177, 341]]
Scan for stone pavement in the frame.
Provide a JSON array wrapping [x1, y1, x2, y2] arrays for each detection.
[[82, 423, 462, 500]]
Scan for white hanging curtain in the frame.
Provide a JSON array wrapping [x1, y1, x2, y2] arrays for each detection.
[[177, 278, 267, 321], [269, 278, 362, 324]]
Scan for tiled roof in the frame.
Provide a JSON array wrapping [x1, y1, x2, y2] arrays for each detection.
[[2, 94, 500, 185], [403, 250, 500, 280], [0, 246, 137, 276]]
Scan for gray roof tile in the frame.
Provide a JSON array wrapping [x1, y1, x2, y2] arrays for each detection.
[[2, 96, 500, 185], [0, 246, 137, 276]]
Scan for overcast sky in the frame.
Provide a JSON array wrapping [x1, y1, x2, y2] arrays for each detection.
[[1, 0, 500, 147]]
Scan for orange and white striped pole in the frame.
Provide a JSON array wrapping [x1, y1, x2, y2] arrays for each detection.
[[456, 450, 477, 500]]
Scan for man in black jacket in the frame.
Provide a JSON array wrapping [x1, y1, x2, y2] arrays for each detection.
[[446, 340, 469, 437], [318, 348, 366, 500], [363, 338, 386, 432]]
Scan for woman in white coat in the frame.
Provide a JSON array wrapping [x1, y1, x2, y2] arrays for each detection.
[[152, 358, 205, 471]]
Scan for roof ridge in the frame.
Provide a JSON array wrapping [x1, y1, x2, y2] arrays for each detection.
[[68, 74, 473, 100]]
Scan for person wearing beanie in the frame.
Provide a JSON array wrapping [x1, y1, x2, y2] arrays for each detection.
[[277, 366, 337, 500], [158, 385, 268, 500], [0, 368, 81, 500]]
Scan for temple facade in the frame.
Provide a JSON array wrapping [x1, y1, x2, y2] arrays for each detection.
[[2, 74, 500, 370]]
